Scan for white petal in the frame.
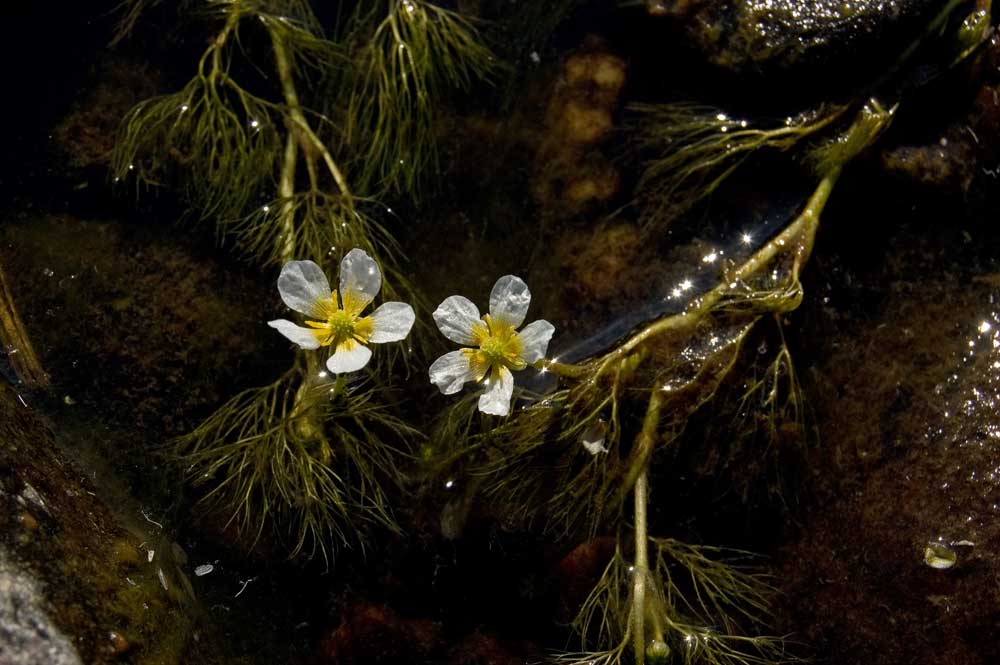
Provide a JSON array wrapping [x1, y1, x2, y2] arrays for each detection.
[[339, 248, 381, 313], [433, 296, 481, 345], [489, 275, 531, 328], [429, 350, 476, 395], [368, 302, 415, 343], [517, 319, 554, 363], [326, 343, 372, 374], [268, 319, 322, 350], [478, 367, 514, 416], [277, 260, 331, 318]]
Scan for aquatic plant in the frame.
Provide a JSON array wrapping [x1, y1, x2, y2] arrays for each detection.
[[629, 103, 843, 231], [429, 275, 554, 416], [172, 364, 415, 559], [105, 0, 990, 654], [113, 0, 494, 266], [342, 0, 497, 198], [693, 317, 811, 506], [627, 0, 985, 234], [112, 0, 496, 558], [113, 0, 352, 267], [556, 540, 789, 665], [169, 249, 418, 561], [427, 99, 895, 663]]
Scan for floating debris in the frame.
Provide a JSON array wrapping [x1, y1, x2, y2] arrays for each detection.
[[581, 419, 608, 455], [18, 483, 47, 514], [157, 567, 169, 591], [234, 577, 257, 598], [924, 541, 958, 569]]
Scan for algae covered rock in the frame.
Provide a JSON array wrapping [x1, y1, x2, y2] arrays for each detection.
[[0, 382, 206, 664], [655, 0, 941, 92]]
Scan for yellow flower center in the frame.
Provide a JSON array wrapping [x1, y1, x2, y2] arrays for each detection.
[[305, 290, 374, 350], [326, 310, 358, 344], [463, 314, 525, 381]]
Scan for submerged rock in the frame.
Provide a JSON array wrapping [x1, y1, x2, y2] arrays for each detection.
[[0, 381, 206, 664], [881, 32, 1000, 205], [0, 553, 81, 665], [0, 215, 281, 438], [777, 210, 1000, 664], [652, 0, 943, 95], [317, 602, 444, 664], [532, 36, 626, 220]]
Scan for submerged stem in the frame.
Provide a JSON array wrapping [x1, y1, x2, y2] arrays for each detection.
[[609, 167, 839, 369], [269, 25, 354, 206], [631, 389, 663, 664], [278, 131, 298, 262], [621, 389, 664, 513], [328, 374, 347, 401], [597, 100, 893, 380], [531, 358, 591, 378], [632, 465, 649, 664], [0, 261, 48, 389]]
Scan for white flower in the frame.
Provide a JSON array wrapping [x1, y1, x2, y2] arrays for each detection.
[[429, 275, 554, 416], [267, 250, 415, 374]]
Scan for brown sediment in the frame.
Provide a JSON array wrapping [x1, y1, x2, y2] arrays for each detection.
[[0, 260, 49, 389], [532, 36, 627, 221]]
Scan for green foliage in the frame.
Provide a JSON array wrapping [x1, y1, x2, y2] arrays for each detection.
[[114, 0, 494, 559], [556, 543, 789, 665], [228, 191, 399, 283], [113, 0, 494, 266], [171, 364, 415, 562], [432, 307, 778, 539], [114, 76, 280, 225], [805, 99, 896, 178], [342, 0, 497, 198], [112, 0, 342, 263], [425, 107, 899, 658], [696, 317, 813, 505], [629, 102, 843, 231]]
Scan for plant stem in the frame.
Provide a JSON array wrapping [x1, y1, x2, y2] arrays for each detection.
[[590, 100, 896, 385], [619, 388, 664, 511], [607, 167, 839, 370], [329, 374, 347, 401], [632, 465, 649, 665], [530, 155, 845, 385], [278, 131, 298, 263], [630, 389, 663, 664], [531, 358, 590, 378], [269, 27, 355, 207], [0, 261, 48, 389]]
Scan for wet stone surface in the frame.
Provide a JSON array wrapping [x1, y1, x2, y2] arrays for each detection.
[[0, 552, 81, 665], [776, 207, 1000, 664], [0, 215, 284, 439], [0, 381, 207, 664], [652, 0, 943, 98]]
